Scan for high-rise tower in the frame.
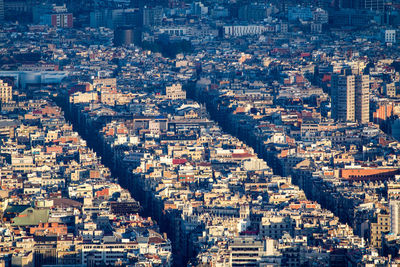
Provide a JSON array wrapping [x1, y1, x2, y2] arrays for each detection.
[[331, 74, 369, 123], [390, 199, 400, 235]]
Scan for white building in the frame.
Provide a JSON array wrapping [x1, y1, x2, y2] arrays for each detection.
[[82, 242, 138, 266], [385, 29, 396, 44], [158, 27, 189, 37], [223, 25, 266, 37], [229, 237, 282, 266]]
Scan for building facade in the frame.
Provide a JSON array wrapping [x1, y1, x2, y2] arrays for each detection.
[[0, 79, 12, 103], [331, 74, 369, 123]]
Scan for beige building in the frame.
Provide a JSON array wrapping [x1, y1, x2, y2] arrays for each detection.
[[0, 80, 12, 103], [370, 212, 390, 249], [383, 82, 400, 99], [355, 74, 370, 123], [11, 251, 34, 267], [166, 84, 186, 100], [69, 92, 98, 104], [11, 155, 35, 172], [390, 199, 400, 235], [92, 78, 116, 91], [331, 74, 369, 123]]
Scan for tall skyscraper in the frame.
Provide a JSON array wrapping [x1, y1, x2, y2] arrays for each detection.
[[331, 74, 356, 122], [355, 75, 370, 124], [390, 199, 400, 235], [331, 74, 370, 123]]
